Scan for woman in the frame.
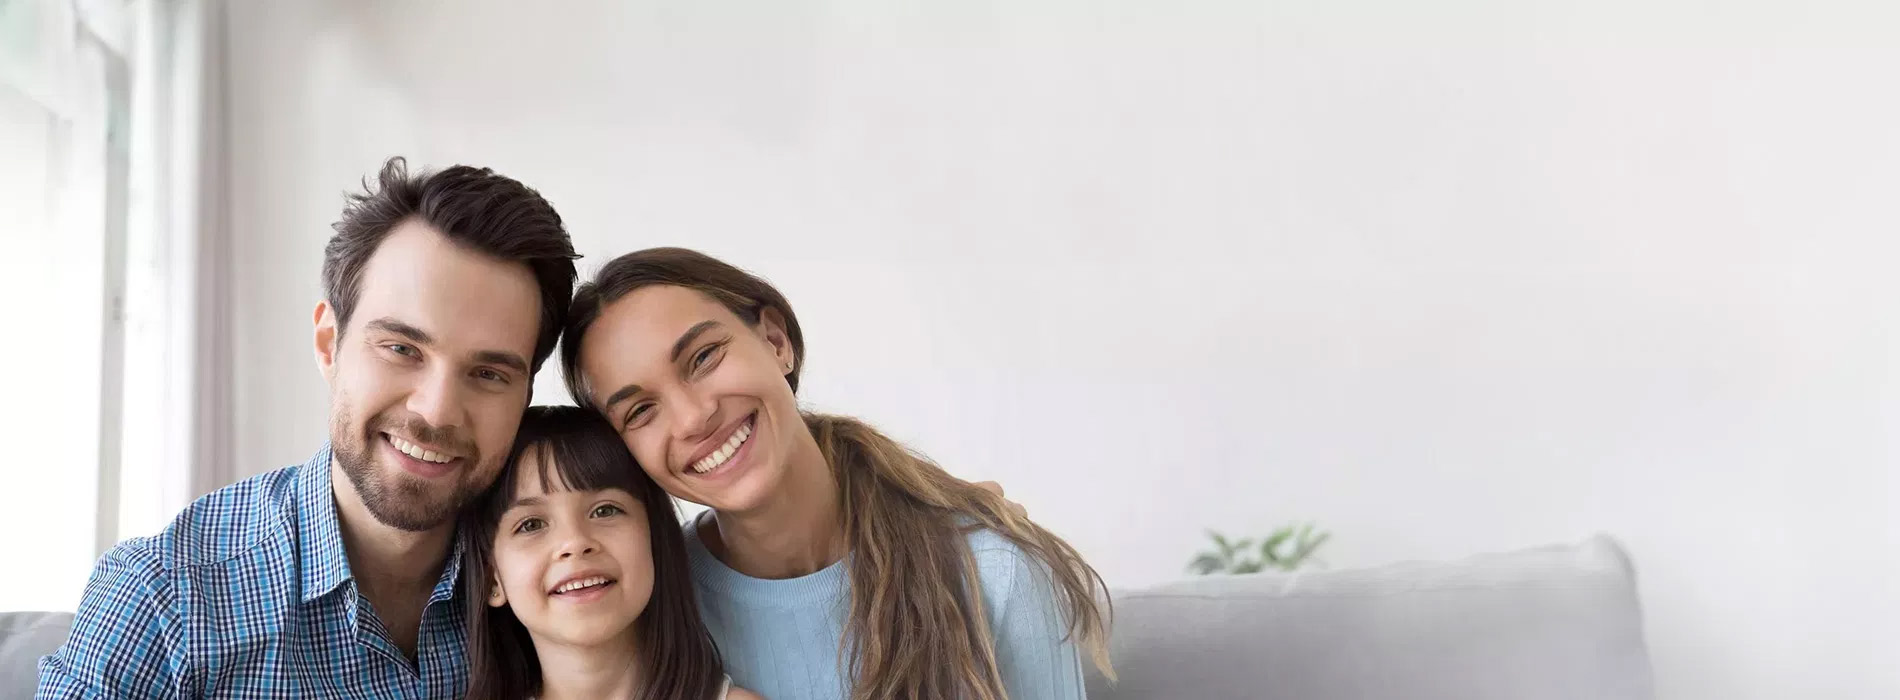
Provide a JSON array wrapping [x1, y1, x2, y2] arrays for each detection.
[[560, 247, 1114, 700]]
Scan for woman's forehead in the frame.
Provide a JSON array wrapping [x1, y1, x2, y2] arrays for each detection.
[[591, 287, 738, 353]]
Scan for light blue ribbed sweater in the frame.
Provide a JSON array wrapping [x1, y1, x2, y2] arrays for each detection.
[[684, 518, 1088, 700]]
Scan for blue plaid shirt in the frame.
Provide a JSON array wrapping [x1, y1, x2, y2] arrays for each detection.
[[37, 446, 469, 699]]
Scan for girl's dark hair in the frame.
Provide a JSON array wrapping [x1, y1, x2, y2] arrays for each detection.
[[462, 405, 725, 700]]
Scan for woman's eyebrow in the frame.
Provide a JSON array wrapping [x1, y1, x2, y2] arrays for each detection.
[[670, 320, 722, 362]]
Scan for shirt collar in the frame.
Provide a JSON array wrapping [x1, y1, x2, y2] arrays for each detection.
[[296, 443, 470, 605], [296, 444, 353, 603], [431, 528, 467, 606]]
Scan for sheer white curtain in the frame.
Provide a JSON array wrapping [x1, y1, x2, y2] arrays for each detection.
[[115, 0, 231, 549], [0, 0, 228, 612]]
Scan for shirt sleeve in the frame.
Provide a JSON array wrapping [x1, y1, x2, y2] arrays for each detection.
[[36, 541, 189, 699], [979, 546, 1089, 700]]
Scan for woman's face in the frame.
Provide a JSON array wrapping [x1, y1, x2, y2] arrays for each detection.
[[486, 450, 655, 649], [577, 285, 802, 514]]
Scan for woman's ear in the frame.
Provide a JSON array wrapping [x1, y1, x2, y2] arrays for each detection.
[[757, 307, 795, 375], [486, 574, 508, 608]]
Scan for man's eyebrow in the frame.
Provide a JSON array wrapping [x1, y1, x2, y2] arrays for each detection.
[[363, 318, 433, 345], [365, 318, 529, 374], [473, 350, 530, 375]]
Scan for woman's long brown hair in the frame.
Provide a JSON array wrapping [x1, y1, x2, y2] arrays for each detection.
[[461, 405, 727, 700], [562, 247, 1113, 700]]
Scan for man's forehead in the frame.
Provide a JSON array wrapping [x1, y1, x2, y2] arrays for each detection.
[[351, 221, 541, 357]]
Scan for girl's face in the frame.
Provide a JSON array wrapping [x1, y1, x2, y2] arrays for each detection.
[[576, 285, 804, 515], [486, 449, 655, 648]]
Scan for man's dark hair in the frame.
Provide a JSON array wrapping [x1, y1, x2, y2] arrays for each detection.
[[324, 157, 579, 371]]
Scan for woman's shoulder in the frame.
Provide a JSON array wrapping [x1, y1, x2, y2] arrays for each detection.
[[963, 526, 1027, 559], [962, 528, 1055, 606]]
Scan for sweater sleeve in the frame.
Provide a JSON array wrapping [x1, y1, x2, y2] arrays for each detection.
[[976, 543, 1089, 700]]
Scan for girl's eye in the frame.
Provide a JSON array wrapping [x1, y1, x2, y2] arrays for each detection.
[[512, 517, 545, 535], [590, 503, 625, 518]]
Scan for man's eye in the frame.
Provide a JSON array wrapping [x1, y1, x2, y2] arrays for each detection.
[[476, 368, 507, 383], [386, 344, 416, 357]]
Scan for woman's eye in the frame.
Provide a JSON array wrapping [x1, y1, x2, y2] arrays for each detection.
[[591, 504, 624, 518], [625, 403, 653, 429], [513, 517, 545, 534], [692, 343, 721, 371]]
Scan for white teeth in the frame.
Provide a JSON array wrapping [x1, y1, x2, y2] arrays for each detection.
[[554, 576, 610, 594], [692, 421, 754, 474], [388, 436, 452, 464]]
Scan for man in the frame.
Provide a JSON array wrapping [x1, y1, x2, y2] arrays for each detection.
[[37, 157, 577, 698]]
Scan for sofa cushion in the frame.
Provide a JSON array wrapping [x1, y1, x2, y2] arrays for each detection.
[[1, 611, 74, 698], [1084, 535, 1655, 700]]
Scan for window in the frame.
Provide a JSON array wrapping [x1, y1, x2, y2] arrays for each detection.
[[0, 0, 130, 612]]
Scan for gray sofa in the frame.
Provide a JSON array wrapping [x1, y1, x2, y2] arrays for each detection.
[[1084, 534, 1655, 699], [3, 536, 1652, 699], [2, 611, 71, 698]]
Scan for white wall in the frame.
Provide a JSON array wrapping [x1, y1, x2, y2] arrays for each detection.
[[221, 1, 1899, 698]]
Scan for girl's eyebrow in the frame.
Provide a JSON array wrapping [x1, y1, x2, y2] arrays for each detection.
[[507, 495, 546, 509]]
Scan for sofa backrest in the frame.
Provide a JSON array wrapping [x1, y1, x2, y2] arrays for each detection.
[[1084, 535, 1656, 700]]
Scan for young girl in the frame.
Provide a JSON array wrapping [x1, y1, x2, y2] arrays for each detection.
[[560, 247, 1114, 700], [461, 405, 762, 700]]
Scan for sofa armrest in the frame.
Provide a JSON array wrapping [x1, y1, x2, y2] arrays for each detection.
[[1, 611, 76, 699]]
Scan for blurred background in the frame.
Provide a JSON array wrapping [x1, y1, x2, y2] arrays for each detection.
[[3, 0, 1896, 698]]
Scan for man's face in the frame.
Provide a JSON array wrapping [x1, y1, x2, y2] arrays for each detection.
[[315, 220, 542, 531]]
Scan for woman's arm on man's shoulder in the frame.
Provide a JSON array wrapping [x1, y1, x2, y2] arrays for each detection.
[[978, 541, 1089, 700]]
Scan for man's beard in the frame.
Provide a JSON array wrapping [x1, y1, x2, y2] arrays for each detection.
[[331, 403, 484, 532]]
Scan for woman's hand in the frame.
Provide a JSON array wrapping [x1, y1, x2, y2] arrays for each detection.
[[972, 480, 1029, 519]]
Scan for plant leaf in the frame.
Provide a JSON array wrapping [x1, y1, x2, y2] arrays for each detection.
[[1292, 532, 1331, 561], [1261, 529, 1294, 561], [1188, 554, 1225, 575]]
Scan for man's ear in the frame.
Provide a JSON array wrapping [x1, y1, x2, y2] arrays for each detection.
[[486, 574, 508, 608], [758, 307, 795, 375], [314, 301, 339, 383]]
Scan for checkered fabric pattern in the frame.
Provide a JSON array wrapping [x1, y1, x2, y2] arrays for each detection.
[[36, 445, 469, 699]]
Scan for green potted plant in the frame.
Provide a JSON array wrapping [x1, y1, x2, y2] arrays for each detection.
[[1188, 523, 1330, 575]]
